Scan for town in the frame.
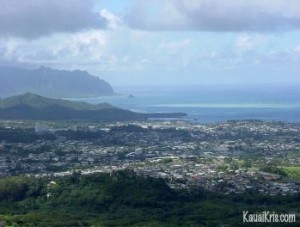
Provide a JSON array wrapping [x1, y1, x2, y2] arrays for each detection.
[[0, 119, 299, 196]]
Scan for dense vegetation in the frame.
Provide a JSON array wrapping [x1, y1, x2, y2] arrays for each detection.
[[0, 127, 55, 143], [0, 171, 299, 226], [260, 166, 288, 177]]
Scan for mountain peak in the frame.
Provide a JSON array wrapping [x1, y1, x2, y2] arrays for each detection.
[[0, 66, 114, 98]]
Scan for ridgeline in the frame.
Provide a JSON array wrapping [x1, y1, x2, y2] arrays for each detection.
[[0, 66, 114, 98], [0, 93, 186, 121]]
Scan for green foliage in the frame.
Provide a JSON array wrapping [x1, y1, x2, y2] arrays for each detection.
[[0, 177, 28, 201], [0, 172, 298, 226], [283, 166, 300, 181], [241, 159, 252, 168], [260, 166, 288, 177]]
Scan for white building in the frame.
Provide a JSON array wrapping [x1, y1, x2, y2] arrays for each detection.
[[35, 123, 49, 133]]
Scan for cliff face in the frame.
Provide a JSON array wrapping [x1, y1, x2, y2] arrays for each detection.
[[0, 66, 114, 98]]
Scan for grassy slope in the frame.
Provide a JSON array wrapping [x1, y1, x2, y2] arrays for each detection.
[[283, 166, 300, 181]]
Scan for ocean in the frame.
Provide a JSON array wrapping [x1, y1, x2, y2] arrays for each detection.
[[69, 84, 300, 123]]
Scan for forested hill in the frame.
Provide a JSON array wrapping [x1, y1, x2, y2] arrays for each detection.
[[0, 171, 298, 226], [0, 66, 114, 98], [0, 93, 186, 121]]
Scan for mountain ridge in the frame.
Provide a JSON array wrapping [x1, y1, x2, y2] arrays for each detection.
[[0, 92, 114, 110], [0, 66, 114, 98], [0, 93, 187, 121]]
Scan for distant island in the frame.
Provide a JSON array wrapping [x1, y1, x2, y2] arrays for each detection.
[[0, 93, 187, 121], [0, 66, 114, 98]]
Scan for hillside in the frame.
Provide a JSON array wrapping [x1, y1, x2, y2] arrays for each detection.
[[0, 93, 186, 121], [0, 93, 113, 110], [0, 171, 298, 226], [0, 66, 114, 98]]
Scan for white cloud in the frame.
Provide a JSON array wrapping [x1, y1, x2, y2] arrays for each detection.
[[235, 36, 254, 52], [0, 30, 109, 67], [159, 39, 191, 52], [100, 9, 123, 30], [234, 35, 270, 55], [127, 0, 300, 32], [294, 45, 300, 53]]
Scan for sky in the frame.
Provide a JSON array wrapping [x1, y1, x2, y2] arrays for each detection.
[[1, 0, 300, 86]]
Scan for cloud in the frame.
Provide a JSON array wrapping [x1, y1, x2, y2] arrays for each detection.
[[126, 0, 300, 32], [0, 30, 109, 67], [100, 9, 123, 30], [234, 35, 270, 55], [160, 39, 190, 51], [0, 0, 107, 39]]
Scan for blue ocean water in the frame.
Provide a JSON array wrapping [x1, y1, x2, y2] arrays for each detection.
[[69, 85, 300, 123]]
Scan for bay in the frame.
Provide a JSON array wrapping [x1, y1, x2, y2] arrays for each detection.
[[67, 84, 300, 123]]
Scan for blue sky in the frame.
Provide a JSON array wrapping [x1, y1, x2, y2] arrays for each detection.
[[1, 0, 300, 86]]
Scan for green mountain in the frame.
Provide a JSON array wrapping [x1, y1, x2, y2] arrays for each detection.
[[0, 66, 114, 98], [0, 93, 186, 121], [0, 93, 113, 110]]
